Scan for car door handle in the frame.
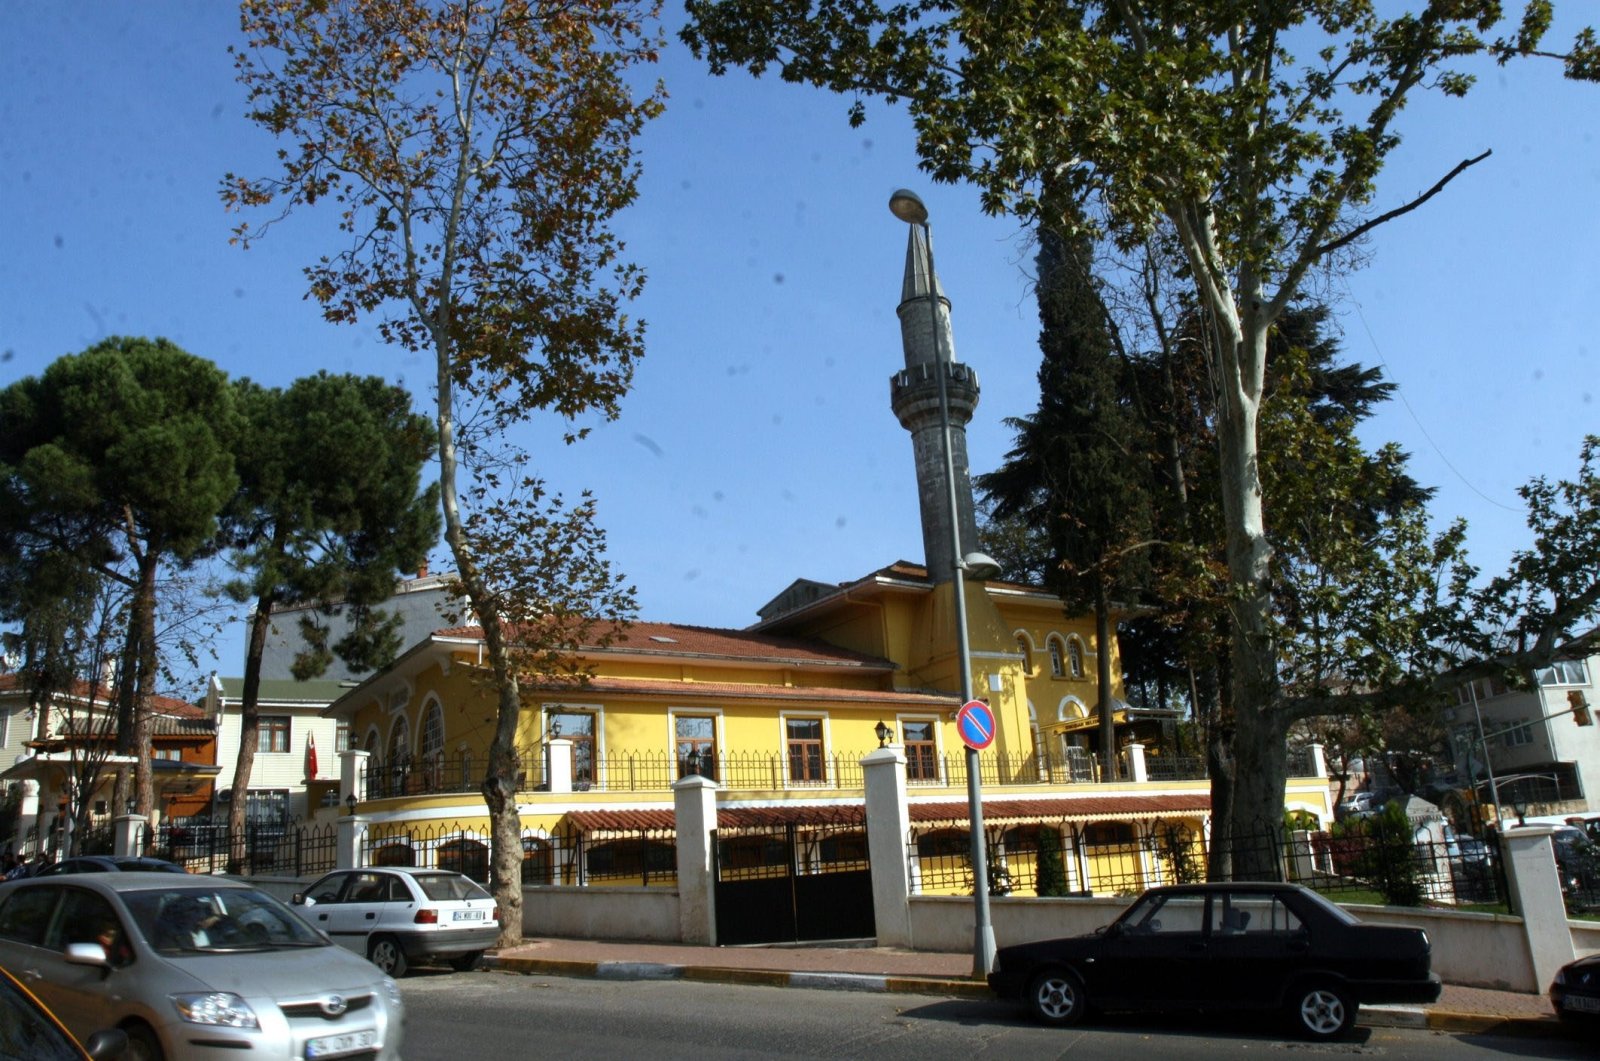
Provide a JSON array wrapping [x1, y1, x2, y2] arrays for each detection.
[[317, 914, 329, 922], [365, 913, 375, 920], [1185, 943, 1207, 952]]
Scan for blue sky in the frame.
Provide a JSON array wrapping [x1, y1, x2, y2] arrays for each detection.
[[3, 4, 1595, 695]]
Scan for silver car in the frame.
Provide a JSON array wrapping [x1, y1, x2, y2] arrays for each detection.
[[0, 872, 402, 1061], [292, 866, 499, 976]]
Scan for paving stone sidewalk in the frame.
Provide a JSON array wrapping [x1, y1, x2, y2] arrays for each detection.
[[488, 937, 1564, 1036]]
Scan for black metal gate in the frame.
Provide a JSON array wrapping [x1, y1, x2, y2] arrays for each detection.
[[713, 812, 875, 946]]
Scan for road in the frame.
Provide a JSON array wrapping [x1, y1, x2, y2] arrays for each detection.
[[398, 969, 1589, 1060]]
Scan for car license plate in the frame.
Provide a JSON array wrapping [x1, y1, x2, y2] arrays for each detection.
[[453, 910, 486, 921], [1566, 994, 1600, 1014], [306, 1030, 377, 1058]]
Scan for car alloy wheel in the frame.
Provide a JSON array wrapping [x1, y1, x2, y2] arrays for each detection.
[[1026, 969, 1086, 1026], [1292, 981, 1354, 1040], [368, 935, 409, 978]]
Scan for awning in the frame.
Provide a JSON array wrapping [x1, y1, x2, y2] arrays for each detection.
[[560, 792, 1209, 835]]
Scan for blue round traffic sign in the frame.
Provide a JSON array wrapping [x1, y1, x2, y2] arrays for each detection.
[[956, 699, 996, 751]]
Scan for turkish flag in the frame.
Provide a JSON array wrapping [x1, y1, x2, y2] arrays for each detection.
[[306, 733, 319, 781]]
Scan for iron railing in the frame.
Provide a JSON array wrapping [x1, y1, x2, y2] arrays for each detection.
[[908, 816, 1511, 911]]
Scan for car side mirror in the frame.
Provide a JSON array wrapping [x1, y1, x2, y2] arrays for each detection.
[[292, 893, 308, 905], [83, 1029, 129, 1061], [1098, 922, 1119, 939], [64, 942, 109, 967]]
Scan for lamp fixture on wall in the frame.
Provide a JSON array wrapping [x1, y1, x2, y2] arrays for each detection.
[[875, 720, 893, 748]]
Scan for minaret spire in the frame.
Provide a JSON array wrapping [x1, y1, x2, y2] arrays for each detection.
[[890, 221, 981, 583]]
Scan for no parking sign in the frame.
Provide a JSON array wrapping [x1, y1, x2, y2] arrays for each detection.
[[956, 699, 995, 751]]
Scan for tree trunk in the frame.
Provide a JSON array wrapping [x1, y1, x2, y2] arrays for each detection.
[[433, 351, 525, 949], [132, 554, 159, 830], [228, 589, 275, 872], [1095, 581, 1117, 782]]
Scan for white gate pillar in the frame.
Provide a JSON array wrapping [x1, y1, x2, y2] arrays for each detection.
[[863, 745, 913, 947], [337, 814, 369, 870], [1502, 825, 1577, 991], [673, 775, 719, 944]]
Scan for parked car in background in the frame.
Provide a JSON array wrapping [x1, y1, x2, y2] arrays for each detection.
[[1335, 792, 1379, 819], [987, 882, 1441, 1041], [33, 856, 187, 877], [1550, 826, 1600, 910], [0, 965, 125, 1060], [1549, 952, 1600, 1024], [291, 866, 499, 977], [0, 872, 403, 1060]]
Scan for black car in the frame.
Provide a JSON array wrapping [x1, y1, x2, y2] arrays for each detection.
[[31, 856, 187, 877], [988, 882, 1441, 1040], [1549, 953, 1600, 1024]]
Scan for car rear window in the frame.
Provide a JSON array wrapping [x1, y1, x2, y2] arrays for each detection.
[[415, 874, 491, 902]]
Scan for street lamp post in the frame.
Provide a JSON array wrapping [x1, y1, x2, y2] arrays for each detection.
[[888, 188, 997, 978]]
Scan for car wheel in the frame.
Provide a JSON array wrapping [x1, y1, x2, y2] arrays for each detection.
[[122, 1021, 166, 1061], [448, 951, 483, 972], [1026, 968, 1087, 1026], [368, 935, 409, 978], [1289, 980, 1355, 1040]]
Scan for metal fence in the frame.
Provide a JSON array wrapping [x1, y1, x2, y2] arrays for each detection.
[[146, 819, 338, 877], [908, 816, 1511, 910], [357, 820, 678, 888]]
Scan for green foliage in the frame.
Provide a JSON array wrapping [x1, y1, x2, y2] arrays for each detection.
[[226, 372, 440, 681], [1157, 824, 1203, 885], [1330, 801, 1424, 907], [1035, 826, 1070, 897], [0, 337, 239, 816]]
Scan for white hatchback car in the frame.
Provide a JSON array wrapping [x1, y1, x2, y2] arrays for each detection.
[[292, 868, 499, 976]]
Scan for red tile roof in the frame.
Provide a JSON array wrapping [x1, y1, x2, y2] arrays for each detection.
[[0, 674, 199, 716], [532, 675, 955, 707], [433, 620, 897, 668]]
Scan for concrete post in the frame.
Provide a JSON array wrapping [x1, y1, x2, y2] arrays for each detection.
[[113, 814, 145, 858], [15, 780, 39, 856], [673, 774, 719, 944], [546, 738, 573, 794], [1307, 742, 1328, 778], [1502, 825, 1577, 990], [862, 745, 914, 947], [336, 814, 368, 870], [1126, 743, 1148, 783], [339, 749, 370, 806]]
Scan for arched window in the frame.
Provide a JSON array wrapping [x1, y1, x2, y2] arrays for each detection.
[[522, 837, 553, 885], [438, 837, 489, 883], [1047, 637, 1066, 678], [1068, 639, 1084, 679], [372, 842, 415, 867], [385, 719, 410, 797], [1016, 635, 1033, 675], [419, 703, 445, 790]]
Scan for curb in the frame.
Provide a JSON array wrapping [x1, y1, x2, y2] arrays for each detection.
[[487, 957, 1565, 1034]]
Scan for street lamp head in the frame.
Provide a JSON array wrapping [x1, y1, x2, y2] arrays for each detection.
[[888, 188, 929, 225], [875, 720, 893, 748], [960, 552, 1002, 581], [345, 792, 358, 814]]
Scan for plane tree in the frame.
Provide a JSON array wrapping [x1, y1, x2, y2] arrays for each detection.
[[224, 0, 662, 939], [683, 0, 1600, 871]]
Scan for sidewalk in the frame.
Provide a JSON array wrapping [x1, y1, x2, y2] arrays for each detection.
[[487, 937, 1565, 1037]]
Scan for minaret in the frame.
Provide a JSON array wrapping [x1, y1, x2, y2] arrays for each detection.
[[889, 222, 981, 584]]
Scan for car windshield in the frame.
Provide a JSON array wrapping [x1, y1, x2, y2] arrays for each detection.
[[414, 874, 490, 902], [123, 887, 328, 954]]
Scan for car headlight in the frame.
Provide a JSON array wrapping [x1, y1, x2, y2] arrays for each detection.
[[172, 992, 260, 1029], [379, 975, 405, 1013], [1552, 968, 1568, 987]]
